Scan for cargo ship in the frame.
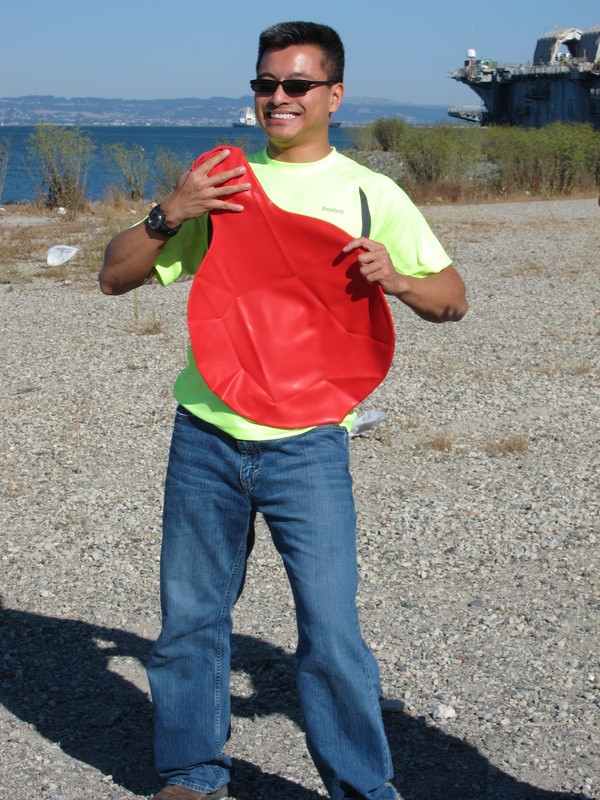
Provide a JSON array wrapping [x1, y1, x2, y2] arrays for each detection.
[[232, 107, 256, 127], [449, 25, 600, 129]]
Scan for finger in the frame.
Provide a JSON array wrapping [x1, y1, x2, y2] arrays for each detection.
[[343, 237, 383, 253], [211, 199, 246, 213], [355, 250, 380, 267], [342, 238, 365, 252], [358, 262, 381, 279], [193, 147, 234, 174], [211, 182, 251, 197], [209, 166, 248, 186], [188, 164, 246, 189]]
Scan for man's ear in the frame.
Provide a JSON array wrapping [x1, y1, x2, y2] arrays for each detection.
[[329, 82, 344, 114]]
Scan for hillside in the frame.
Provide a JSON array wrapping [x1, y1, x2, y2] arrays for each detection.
[[0, 94, 453, 126]]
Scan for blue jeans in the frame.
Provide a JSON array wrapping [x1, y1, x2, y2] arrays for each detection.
[[147, 408, 395, 800]]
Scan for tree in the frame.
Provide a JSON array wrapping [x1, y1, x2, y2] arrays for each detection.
[[154, 148, 186, 199], [28, 124, 94, 213], [104, 142, 151, 201], [0, 137, 10, 203]]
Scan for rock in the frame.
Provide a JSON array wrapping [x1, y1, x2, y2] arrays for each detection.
[[432, 704, 457, 721]]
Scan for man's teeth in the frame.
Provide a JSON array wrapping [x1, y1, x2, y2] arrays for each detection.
[[270, 113, 297, 119]]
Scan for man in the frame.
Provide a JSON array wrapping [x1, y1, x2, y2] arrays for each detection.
[[100, 21, 467, 800]]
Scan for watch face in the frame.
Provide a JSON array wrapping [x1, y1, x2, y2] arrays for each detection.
[[149, 206, 165, 228], [147, 204, 180, 236]]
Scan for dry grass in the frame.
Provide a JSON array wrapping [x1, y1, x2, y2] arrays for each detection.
[[0, 266, 32, 285], [399, 413, 421, 431], [103, 184, 137, 211], [416, 431, 455, 452], [0, 201, 148, 286], [128, 310, 165, 336], [502, 260, 549, 278], [567, 361, 592, 376], [538, 360, 593, 377], [484, 433, 530, 456], [128, 288, 166, 335]]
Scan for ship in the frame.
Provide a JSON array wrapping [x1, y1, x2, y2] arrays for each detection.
[[233, 107, 256, 127], [448, 25, 600, 129]]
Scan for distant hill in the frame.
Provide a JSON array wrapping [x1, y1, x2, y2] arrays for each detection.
[[0, 95, 454, 126]]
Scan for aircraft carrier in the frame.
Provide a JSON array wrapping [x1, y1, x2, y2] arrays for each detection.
[[449, 25, 600, 129]]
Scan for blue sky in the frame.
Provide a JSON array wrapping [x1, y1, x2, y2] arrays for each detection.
[[3, 0, 598, 106]]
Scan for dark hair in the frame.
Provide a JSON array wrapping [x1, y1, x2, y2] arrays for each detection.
[[256, 21, 345, 82]]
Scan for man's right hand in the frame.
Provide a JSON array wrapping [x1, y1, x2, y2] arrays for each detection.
[[99, 149, 251, 296], [161, 148, 251, 228]]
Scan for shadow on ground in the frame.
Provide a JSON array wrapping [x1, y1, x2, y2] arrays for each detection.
[[0, 604, 589, 800]]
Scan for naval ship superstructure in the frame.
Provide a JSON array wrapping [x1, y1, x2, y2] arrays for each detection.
[[449, 26, 600, 129]]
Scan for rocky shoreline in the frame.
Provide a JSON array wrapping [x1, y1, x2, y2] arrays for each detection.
[[0, 197, 598, 799]]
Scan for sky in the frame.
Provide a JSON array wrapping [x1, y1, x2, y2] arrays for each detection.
[[2, 0, 598, 107]]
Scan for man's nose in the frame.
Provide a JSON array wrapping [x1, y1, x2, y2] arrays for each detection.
[[270, 83, 292, 103]]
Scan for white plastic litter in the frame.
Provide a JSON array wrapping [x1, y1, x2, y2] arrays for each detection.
[[349, 409, 387, 438], [46, 245, 80, 267]]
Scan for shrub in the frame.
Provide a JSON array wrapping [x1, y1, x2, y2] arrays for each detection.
[[372, 117, 408, 152], [0, 137, 9, 203], [154, 148, 186, 199], [28, 124, 94, 213], [104, 142, 152, 201], [354, 118, 600, 201]]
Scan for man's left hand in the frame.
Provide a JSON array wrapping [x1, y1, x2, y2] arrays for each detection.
[[342, 237, 408, 297]]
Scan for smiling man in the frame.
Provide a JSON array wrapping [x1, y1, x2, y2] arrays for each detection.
[[100, 20, 467, 800], [252, 40, 343, 161]]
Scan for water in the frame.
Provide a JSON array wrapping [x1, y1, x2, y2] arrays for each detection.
[[0, 125, 354, 204]]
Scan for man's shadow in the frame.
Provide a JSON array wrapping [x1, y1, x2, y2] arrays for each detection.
[[0, 604, 322, 799], [0, 604, 589, 800]]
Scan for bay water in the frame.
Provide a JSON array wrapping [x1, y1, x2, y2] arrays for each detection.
[[0, 125, 354, 204]]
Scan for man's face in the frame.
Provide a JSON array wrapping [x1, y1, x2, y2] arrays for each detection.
[[254, 44, 343, 161]]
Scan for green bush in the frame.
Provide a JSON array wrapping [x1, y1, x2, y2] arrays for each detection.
[[104, 142, 152, 201], [28, 124, 94, 212], [372, 117, 408, 152], [0, 137, 9, 203], [154, 148, 187, 199], [354, 118, 600, 201], [482, 122, 600, 196]]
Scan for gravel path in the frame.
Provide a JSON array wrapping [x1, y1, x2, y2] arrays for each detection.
[[1, 197, 598, 800]]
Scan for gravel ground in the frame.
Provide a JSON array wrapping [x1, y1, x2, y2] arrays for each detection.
[[0, 197, 598, 800]]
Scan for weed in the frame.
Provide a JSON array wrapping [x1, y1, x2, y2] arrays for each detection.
[[566, 361, 592, 376], [103, 184, 134, 211], [502, 260, 548, 278], [0, 266, 32, 284], [539, 360, 593, 377], [35, 265, 71, 280], [484, 433, 529, 456], [129, 297, 164, 335], [74, 401, 83, 474], [417, 432, 455, 452], [400, 413, 421, 430]]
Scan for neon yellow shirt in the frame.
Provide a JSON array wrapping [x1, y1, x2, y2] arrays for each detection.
[[154, 147, 451, 441]]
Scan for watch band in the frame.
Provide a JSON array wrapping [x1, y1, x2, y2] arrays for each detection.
[[147, 204, 181, 237]]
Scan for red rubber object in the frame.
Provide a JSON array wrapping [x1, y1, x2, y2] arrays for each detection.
[[187, 146, 395, 428]]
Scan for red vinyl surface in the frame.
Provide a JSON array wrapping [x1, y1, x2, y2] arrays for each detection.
[[187, 146, 395, 428]]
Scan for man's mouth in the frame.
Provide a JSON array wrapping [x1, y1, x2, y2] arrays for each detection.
[[266, 112, 299, 120]]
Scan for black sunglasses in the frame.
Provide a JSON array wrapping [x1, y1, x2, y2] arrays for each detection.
[[250, 79, 336, 95]]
